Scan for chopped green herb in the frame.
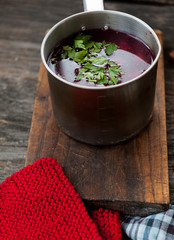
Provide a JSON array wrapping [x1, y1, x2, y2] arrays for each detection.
[[74, 40, 86, 49], [85, 41, 95, 49], [90, 47, 102, 53], [52, 33, 122, 86], [105, 43, 118, 55], [84, 62, 104, 72], [61, 51, 68, 59], [108, 61, 117, 66], [88, 57, 108, 65], [75, 73, 83, 81], [97, 75, 108, 85], [68, 49, 76, 59], [75, 33, 92, 43], [83, 72, 95, 81], [62, 45, 72, 51], [108, 66, 121, 76], [73, 50, 88, 63], [94, 42, 102, 49], [102, 40, 110, 48]]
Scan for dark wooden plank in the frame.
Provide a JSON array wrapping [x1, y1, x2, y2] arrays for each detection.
[[105, 0, 174, 206], [117, 0, 174, 4], [0, 0, 83, 183], [138, 0, 174, 4], [0, 0, 174, 209], [25, 30, 169, 216]]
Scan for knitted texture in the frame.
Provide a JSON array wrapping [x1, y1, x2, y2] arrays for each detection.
[[0, 157, 121, 240], [91, 209, 121, 240]]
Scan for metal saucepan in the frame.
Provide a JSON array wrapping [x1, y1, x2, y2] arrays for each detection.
[[41, 0, 161, 145]]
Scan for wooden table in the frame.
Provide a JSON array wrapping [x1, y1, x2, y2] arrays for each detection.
[[0, 0, 174, 214]]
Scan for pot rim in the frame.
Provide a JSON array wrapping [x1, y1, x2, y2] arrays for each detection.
[[41, 10, 161, 90]]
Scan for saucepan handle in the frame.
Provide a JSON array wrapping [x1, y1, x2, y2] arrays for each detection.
[[83, 0, 104, 11]]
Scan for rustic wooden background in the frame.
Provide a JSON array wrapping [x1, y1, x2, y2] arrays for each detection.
[[0, 0, 174, 207]]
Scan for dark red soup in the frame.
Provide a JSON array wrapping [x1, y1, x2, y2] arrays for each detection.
[[47, 28, 154, 87]]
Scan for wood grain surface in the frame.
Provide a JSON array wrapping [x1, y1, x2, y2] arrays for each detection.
[[129, 0, 174, 4], [25, 30, 170, 216], [0, 0, 174, 215]]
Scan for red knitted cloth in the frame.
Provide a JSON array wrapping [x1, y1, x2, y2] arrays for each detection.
[[0, 157, 121, 240]]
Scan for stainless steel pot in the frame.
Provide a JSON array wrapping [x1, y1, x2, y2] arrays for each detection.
[[41, 0, 161, 145]]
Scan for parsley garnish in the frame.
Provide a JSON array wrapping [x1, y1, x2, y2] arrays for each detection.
[[51, 33, 123, 86], [105, 43, 118, 55]]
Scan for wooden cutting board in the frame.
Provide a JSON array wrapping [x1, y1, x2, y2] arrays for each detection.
[[26, 30, 169, 216]]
